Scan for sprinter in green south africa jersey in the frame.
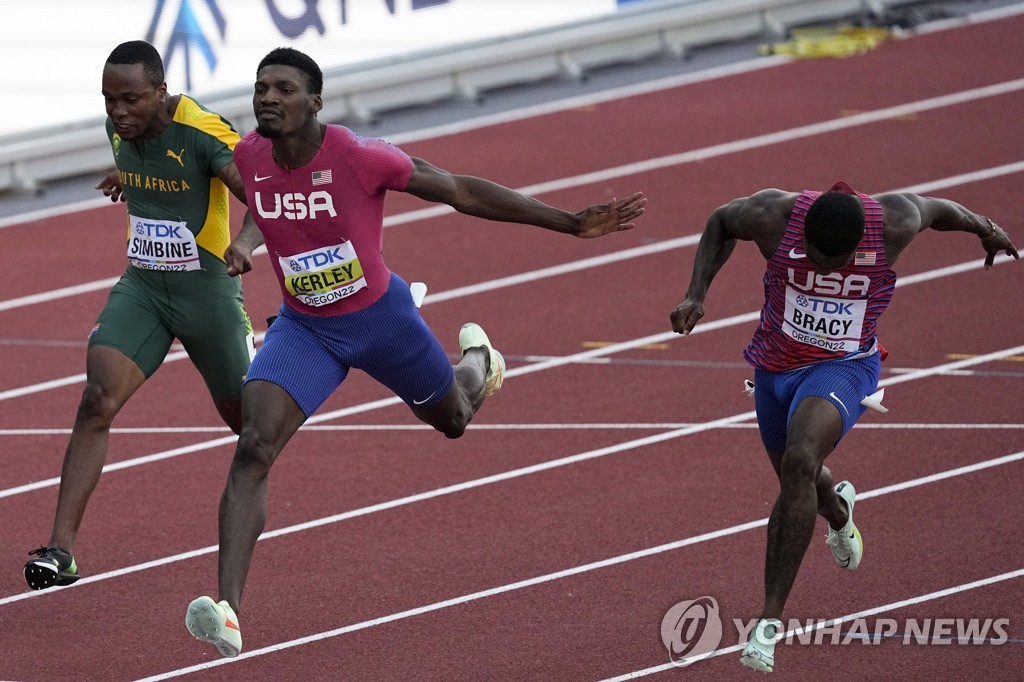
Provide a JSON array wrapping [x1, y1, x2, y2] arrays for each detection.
[[24, 40, 263, 592]]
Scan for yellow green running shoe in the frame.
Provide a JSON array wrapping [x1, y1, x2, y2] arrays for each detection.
[[459, 322, 505, 396]]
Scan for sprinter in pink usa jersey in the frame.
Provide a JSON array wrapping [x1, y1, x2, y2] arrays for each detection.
[[671, 182, 1017, 673], [183, 47, 646, 658]]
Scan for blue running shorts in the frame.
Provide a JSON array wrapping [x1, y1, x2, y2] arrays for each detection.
[[753, 353, 881, 452], [246, 273, 455, 417]]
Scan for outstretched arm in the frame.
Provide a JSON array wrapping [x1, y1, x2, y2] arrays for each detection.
[[670, 190, 788, 335], [403, 157, 645, 238], [879, 193, 1018, 269]]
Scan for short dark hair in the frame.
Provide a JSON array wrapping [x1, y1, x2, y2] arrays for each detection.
[[804, 190, 864, 257], [106, 40, 164, 86], [258, 47, 323, 95]]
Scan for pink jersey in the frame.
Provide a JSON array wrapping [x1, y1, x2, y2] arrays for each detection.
[[234, 125, 414, 316], [743, 185, 896, 372]]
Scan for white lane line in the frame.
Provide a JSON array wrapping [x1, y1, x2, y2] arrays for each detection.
[[0, 253, 1019, 499], [894, 160, 1024, 194], [0, 276, 120, 313], [385, 56, 795, 146], [0, 196, 113, 231], [129, 451, 1024, 680], [2, 70, 1022, 312], [602, 568, 1024, 680], [1, 234, 1018, 404], [3, 151, 1020, 400], [1, 345, 1020, 603], [0, 371, 87, 401], [3, 422, 1021, 436], [0, 436, 241, 499], [365, 92, 1024, 230], [0, 343, 251, 401], [502, 84, 1024, 200], [0, 233, 699, 401]]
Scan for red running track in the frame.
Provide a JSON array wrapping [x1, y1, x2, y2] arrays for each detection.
[[1, 9, 1023, 681]]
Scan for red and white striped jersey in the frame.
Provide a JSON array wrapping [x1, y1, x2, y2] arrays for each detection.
[[743, 185, 896, 372]]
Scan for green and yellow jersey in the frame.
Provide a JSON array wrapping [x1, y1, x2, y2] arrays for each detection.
[[96, 95, 254, 392], [107, 95, 238, 273]]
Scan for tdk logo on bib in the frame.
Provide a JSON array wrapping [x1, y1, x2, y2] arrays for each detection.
[[291, 247, 350, 270], [135, 220, 184, 239], [797, 296, 856, 316]]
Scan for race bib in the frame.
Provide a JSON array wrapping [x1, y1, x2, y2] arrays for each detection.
[[279, 241, 366, 307], [126, 214, 201, 271], [782, 286, 866, 353]]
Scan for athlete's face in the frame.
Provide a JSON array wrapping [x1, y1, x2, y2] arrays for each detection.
[[253, 64, 323, 139], [102, 63, 166, 141]]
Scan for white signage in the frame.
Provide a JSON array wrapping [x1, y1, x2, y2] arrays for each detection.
[[0, 0, 623, 137]]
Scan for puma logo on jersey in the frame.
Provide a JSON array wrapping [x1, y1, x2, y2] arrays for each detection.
[[166, 148, 185, 167]]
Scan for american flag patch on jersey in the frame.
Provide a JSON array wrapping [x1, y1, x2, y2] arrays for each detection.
[[312, 170, 333, 186], [855, 251, 876, 265]]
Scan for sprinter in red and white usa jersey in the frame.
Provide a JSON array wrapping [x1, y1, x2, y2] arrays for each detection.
[[186, 47, 647, 657], [744, 185, 895, 371], [671, 182, 1017, 674], [233, 124, 409, 316]]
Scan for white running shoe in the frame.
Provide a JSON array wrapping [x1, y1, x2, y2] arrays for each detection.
[[740, 618, 782, 673], [825, 480, 863, 571], [185, 595, 242, 657], [458, 323, 505, 396]]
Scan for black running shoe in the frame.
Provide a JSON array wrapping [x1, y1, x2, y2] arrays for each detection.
[[24, 546, 80, 590]]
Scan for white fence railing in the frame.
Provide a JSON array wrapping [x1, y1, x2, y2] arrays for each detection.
[[0, 0, 922, 193]]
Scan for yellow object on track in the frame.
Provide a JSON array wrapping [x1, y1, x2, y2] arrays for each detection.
[[760, 25, 902, 59]]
